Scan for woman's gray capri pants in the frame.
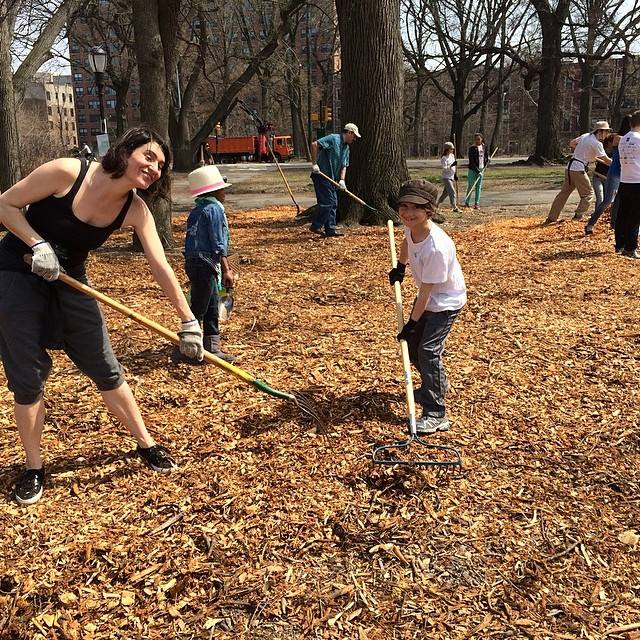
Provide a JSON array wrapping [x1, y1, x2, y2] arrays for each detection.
[[0, 271, 124, 405]]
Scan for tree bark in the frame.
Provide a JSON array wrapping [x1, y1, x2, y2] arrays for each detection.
[[131, 0, 175, 247], [0, 18, 21, 192], [530, 0, 571, 163], [335, 0, 409, 223]]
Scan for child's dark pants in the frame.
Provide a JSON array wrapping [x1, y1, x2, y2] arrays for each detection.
[[407, 308, 461, 418], [185, 256, 220, 337]]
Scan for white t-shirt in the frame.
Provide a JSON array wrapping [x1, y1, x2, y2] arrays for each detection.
[[571, 133, 606, 169], [441, 154, 456, 180], [619, 131, 640, 183], [405, 223, 467, 312], [477, 145, 485, 169]]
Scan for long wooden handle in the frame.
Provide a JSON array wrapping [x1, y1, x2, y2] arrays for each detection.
[[387, 220, 417, 430], [317, 170, 372, 209], [24, 254, 295, 400]]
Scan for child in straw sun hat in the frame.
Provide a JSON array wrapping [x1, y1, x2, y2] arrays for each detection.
[[177, 165, 237, 364]]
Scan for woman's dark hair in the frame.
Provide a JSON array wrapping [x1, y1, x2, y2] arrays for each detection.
[[618, 114, 632, 136], [102, 126, 172, 199], [473, 132, 485, 142]]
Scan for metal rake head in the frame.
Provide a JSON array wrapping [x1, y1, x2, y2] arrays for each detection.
[[372, 434, 462, 470], [292, 392, 326, 428]]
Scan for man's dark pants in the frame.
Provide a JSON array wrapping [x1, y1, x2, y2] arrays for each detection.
[[311, 173, 338, 235], [614, 182, 640, 252]]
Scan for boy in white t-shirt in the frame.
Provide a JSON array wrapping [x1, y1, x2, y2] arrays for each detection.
[[388, 180, 467, 435]]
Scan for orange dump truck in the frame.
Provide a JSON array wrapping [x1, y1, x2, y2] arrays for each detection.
[[206, 134, 294, 162]]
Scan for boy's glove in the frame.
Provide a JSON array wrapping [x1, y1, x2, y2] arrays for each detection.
[[388, 262, 406, 285], [451, 160, 457, 167], [178, 319, 204, 361], [454, 174, 459, 181], [397, 318, 417, 342], [311, 164, 320, 174], [30, 241, 60, 281], [338, 179, 347, 191]]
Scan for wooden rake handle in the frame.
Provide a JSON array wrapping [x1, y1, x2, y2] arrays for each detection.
[[317, 170, 375, 210]]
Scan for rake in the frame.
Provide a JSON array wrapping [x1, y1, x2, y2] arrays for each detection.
[[29, 260, 322, 425], [372, 221, 461, 469]]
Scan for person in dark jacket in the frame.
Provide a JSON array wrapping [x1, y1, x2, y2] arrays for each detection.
[[179, 165, 237, 364], [0, 127, 202, 505], [465, 133, 488, 210]]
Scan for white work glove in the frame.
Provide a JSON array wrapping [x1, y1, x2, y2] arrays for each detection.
[[338, 179, 347, 191], [30, 241, 60, 281], [311, 163, 320, 174], [178, 319, 204, 361]]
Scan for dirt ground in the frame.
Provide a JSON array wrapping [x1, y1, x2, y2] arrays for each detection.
[[1, 205, 639, 639]]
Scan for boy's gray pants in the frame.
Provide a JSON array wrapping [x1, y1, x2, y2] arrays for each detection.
[[407, 308, 461, 418]]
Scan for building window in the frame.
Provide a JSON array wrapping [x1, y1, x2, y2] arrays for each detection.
[[79, 127, 88, 136], [49, 122, 54, 129], [91, 128, 101, 136], [63, 108, 67, 116], [70, 108, 74, 117], [46, 91, 51, 100], [75, 87, 84, 96], [106, 99, 116, 109], [62, 93, 66, 103], [73, 73, 82, 82], [47, 106, 52, 115], [70, 43, 80, 53], [88, 99, 100, 109], [77, 114, 86, 123]]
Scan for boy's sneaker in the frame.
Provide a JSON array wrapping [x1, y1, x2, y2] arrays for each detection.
[[473, 204, 480, 210], [621, 249, 640, 260], [14, 467, 45, 505], [137, 444, 176, 473], [584, 224, 594, 236], [415, 416, 450, 435]]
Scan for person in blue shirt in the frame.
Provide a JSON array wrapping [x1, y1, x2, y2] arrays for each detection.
[[585, 115, 631, 235], [310, 123, 361, 237], [179, 165, 237, 364]]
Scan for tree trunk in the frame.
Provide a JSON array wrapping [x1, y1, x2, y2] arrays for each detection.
[[530, 0, 571, 162], [450, 83, 465, 158], [132, 0, 174, 247], [0, 19, 21, 192], [412, 74, 426, 157], [578, 62, 594, 133], [335, 0, 409, 223]]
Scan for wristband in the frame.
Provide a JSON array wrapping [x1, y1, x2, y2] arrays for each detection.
[[30, 240, 48, 249]]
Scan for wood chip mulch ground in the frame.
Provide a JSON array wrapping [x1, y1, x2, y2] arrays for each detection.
[[1, 206, 639, 639]]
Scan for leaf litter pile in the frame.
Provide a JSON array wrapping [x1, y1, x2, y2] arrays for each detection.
[[1, 206, 639, 639]]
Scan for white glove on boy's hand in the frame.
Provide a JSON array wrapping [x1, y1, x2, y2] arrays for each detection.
[[338, 179, 347, 191], [311, 164, 320, 174], [30, 241, 60, 281], [178, 319, 204, 361]]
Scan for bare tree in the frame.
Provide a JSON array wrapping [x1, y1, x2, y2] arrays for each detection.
[[0, 0, 83, 192], [567, 0, 640, 132], [335, 0, 409, 223]]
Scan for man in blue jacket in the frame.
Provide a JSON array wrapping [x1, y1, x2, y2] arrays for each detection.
[[310, 123, 361, 237], [180, 165, 237, 363]]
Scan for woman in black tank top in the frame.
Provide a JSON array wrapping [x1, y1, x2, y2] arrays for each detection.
[[0, 127, 202, 505]]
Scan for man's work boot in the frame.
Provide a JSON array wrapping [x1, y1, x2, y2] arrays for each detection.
[[204, 335, 236, 364]]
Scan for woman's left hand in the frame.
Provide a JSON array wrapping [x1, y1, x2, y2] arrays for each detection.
[[178, 320, 204, 361]]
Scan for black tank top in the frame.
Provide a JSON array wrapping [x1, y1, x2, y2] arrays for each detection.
[[0, 159, 134, 276]]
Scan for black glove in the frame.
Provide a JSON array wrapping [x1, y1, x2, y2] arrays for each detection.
[[454, 174, 459, 182], [451, 160, 457, 167], [397, 318, 417, 342], [388, 262, 406, 286]]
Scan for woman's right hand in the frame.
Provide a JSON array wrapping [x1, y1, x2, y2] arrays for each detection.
[[30, 241, 60, 281]]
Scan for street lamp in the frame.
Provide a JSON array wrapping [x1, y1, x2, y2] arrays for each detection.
[[87, 46, 107, 135]]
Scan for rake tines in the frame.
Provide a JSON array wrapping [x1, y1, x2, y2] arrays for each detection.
[[372, 432, 462, 469]]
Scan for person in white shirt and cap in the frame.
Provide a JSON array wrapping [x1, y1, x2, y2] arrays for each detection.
[[544, 121, 613, 224], [309, 123, 361, 238]]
